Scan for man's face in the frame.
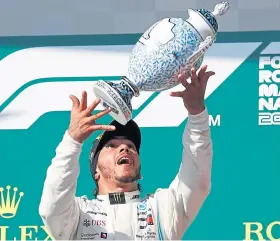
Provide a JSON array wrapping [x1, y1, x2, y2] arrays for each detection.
[[96, 137, 141, 184]]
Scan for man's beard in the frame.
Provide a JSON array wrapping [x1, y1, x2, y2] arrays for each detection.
[[98, 164, 141, 184], [115, 169, 141, 183]]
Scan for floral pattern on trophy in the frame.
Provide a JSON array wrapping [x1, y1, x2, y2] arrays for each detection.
[[127, 17, 205, 92], [107, 80, 133, 111], [197, 9, 218, 33]]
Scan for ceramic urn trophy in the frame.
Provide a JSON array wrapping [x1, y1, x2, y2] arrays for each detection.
[[92, 2, 230, 125]]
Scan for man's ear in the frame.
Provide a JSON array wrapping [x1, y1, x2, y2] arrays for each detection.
[[94, 167, 100, 181]]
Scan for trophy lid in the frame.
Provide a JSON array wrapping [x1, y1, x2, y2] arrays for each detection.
[[194, 2, 230, 34]]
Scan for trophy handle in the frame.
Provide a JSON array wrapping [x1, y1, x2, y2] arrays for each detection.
[[185, 36, 214, 69]]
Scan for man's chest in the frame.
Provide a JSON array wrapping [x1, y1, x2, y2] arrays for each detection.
[[77, 201, 158, 240]]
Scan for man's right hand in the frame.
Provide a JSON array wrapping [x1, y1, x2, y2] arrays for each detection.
[[67, 90, 116, 144]]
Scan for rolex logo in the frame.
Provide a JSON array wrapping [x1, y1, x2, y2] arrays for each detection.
[[0, 185, 24, 219]]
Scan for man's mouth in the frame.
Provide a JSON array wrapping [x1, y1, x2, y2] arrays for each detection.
[[117, 156, 133, 166]]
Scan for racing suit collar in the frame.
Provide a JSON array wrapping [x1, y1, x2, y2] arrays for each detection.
[[96, 190, 140, 205]]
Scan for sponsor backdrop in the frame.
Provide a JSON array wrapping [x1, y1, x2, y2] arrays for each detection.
[[0, 31, 280, 241]]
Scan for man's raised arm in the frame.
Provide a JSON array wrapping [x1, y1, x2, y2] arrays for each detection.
[[155, 66, 215, 240], [39, 92, 115, 240]]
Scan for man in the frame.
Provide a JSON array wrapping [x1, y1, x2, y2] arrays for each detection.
[[39, 65, 215, 240]]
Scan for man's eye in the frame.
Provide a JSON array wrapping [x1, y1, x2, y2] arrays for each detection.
[[107, 143, 115, 148], [128, 144, 136, 150]]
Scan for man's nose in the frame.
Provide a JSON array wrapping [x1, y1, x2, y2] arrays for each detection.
[[119, 145, 129, 153]]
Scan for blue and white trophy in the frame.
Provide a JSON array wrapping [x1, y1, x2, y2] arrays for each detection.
[[93, 2, 230, 125]]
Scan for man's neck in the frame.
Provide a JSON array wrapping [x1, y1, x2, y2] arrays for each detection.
[[97, 181, 137, 195]]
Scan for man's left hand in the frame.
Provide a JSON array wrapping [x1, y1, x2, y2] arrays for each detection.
[[169, 65, 215, 115]]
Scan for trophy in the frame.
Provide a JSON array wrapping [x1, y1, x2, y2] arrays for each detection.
[[93, 2, 230, 125]]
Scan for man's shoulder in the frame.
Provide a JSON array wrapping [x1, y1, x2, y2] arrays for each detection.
[[75, 195, 91, 202], [74, 195, 100, 208], [143, 188, 170, 201]]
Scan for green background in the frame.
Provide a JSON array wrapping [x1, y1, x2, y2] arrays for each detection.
[[0, 31, 280, 240]]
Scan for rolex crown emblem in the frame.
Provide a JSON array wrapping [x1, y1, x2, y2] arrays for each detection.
[[0, 185, 24, 219]]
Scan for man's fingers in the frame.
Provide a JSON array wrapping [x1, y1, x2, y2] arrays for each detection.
[[203, 71, 216, 83], [89, 124, 116, 132], [86, 108, 112, 123], [85, 98, 101, 115], [198, 65, 208, 80], [190, 67, 198, 85], [80, 91, 88, 111], [206, 71, 216, 77], [178, 72, 189, 89], [169, 91, 184, 98], [69, 95, 80, 109]]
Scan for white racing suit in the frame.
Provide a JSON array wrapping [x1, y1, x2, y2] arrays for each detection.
[[39, 109, 213, 240]]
